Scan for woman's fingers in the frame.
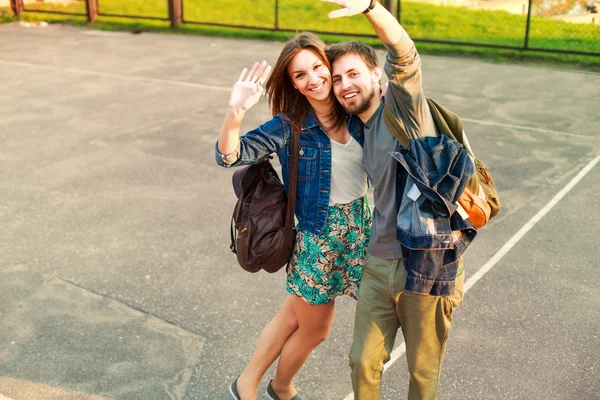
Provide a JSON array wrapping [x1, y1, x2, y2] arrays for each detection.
[[237, 67, 248, 83], [245, 61, 260, 82], [257, 64, 272, 86], [233, 61, 270, 106], [238, 61, 270, 86], [250, 60, 268, 83]]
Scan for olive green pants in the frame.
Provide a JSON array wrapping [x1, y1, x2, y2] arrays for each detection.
[[349, 254, 464, 400]]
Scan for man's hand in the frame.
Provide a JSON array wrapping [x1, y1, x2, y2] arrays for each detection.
[[228, 60, 272, 111], [321, 0, 372, 18], [324, 0, 404, 45]]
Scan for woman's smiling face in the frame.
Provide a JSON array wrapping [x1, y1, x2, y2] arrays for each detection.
[[288, 49, 332, 103]]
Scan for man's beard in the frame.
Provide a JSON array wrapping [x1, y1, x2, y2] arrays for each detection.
[[343, 87, 376, 115]]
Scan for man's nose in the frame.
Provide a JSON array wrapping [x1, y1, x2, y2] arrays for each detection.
[[341, 75, 352, 88]]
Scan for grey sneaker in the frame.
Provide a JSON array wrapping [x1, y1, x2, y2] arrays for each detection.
[[266, 380, 303, 400], [229, 377, 241, 400]]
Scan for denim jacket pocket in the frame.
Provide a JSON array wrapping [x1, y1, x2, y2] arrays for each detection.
[[288, 142, 318, 181]]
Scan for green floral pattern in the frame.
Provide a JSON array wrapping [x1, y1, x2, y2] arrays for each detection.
[[286, 196, 372, 305]]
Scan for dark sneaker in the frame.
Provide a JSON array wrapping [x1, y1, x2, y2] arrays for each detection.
[[229, 377, 241, 400], [266, 380, 303, 400]]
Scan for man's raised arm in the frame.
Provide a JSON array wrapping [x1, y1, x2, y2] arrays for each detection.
[[323, 0, 430, 139], [323, 0, 406, 45]]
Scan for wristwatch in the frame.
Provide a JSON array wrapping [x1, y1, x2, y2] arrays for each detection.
[[363, 0, 377, 14]]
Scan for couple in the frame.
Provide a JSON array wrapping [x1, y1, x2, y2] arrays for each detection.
[[216, 0, 467, 399]]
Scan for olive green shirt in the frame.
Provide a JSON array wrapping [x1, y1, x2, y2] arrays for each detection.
[[363, 33, 438, 259]]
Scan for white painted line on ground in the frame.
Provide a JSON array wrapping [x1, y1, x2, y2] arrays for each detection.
[[343, 154, 600, 400], [464, 153, 600, 291], [0, 59, 231, 92], [462, 117, 594, 139]]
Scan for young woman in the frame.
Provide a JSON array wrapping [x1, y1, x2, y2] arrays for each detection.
[[216, 33, 371, 400]]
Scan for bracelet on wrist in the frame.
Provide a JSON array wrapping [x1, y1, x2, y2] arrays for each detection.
[[362, 0, 377, 14], [220, 145, 240, 165]]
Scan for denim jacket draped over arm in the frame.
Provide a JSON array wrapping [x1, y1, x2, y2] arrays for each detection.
[[392, 135, 477, 296]]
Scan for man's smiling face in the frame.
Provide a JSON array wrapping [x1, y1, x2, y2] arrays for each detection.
[[331, 53, 378, 116]]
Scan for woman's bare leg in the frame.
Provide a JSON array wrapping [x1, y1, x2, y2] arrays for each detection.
[[270, 297, 335, 399], [236, 295, 299, 400]]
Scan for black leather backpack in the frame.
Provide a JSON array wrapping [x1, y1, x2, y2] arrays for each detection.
[[229, 127, 299, 273]]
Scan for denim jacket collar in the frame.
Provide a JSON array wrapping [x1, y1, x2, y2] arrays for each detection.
[[300, 110, 362, 130], [299, 111, 364, 147], [301, 110, 321, 131]]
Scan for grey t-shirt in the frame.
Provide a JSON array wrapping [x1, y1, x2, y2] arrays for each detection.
[[363, 34, 438, 259]]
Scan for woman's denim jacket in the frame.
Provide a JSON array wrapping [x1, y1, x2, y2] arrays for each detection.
[[215, 112, 364, 235], [392, 135, 477, 296]]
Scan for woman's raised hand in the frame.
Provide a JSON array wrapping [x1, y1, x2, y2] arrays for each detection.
[[228, 60, 272, 111]]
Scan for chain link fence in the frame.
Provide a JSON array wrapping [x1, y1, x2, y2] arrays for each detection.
[[9, 0, 600, 56]]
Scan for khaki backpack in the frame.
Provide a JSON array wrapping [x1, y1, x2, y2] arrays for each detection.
[[383, 98, 500, 228]]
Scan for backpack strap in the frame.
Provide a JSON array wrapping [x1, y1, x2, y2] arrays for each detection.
[[383, 103, 411, 150], [286, 122, 300, 231], [383, 97, 467, 152], [230, 198, 243, 252], [426, 98, 461, 138]]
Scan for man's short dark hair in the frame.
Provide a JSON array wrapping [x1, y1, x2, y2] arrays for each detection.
[[326, 41, 380, 70]]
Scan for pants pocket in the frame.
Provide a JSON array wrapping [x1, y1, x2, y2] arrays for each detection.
[[442, 268, 465, 316]]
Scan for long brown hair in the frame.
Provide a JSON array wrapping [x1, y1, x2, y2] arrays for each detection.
[[265, 32, 345, 132]]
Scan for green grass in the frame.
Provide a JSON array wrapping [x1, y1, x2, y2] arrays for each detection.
[[2, 0, 599, 70]]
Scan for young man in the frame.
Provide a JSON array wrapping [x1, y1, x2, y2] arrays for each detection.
[[323, 0, 467, 398]]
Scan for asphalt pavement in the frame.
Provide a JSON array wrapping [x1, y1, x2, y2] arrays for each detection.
[[1, 22, 599, 400]]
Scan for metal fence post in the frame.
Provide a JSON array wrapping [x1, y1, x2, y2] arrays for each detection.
[[10, 0, 24, 16], [85, 0, 98, 23], [524, 0, 532, 49], [384, 0, 397, 17], [168, 0, 182, 28], [274, 0, 279, 30]]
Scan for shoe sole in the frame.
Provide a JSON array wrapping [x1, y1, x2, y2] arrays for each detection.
[[266, 389, 300, 400], [229, 381, 240, 400], [265, 384, 279, 400], [265, 391, 277, 400]]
